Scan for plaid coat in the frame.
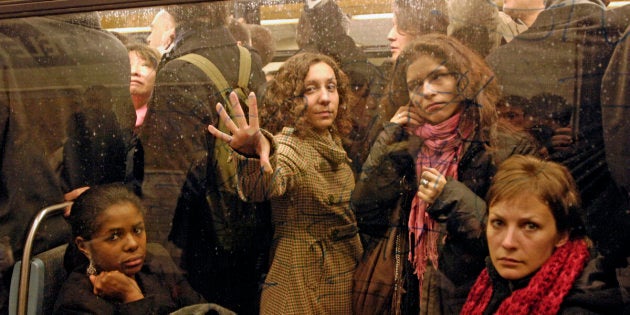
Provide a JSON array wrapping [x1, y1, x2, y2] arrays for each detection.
[[236, 127, 363, 314]]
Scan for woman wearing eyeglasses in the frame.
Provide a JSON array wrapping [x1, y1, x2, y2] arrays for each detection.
[[351, 33, 538, 314]]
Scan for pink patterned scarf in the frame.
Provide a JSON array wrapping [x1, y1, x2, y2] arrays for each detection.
[[409, 111, 470, 289]]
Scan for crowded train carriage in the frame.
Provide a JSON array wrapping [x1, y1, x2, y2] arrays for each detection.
[[0, 0, 628, 314]]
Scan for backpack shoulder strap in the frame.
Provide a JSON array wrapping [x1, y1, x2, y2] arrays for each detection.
[[177, 53, 231, 104], [237, 46, 252, 94]]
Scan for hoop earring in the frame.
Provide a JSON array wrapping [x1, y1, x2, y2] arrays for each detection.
[[86, 260, 96, 276]]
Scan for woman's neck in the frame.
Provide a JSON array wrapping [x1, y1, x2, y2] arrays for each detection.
[[131, 94, 150, 110]]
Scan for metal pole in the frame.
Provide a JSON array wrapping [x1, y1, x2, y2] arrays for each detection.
[[17, 202, 72, 315]]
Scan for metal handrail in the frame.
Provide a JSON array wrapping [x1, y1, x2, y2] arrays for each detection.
[[17, 202, 72, 315]]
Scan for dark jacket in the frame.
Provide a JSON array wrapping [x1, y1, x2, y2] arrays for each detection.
[[482, 253, 624, 314], [141, 23, 265, 174], [54, 251, 206, 315], [140, 22, 267, 313], [351, 122, 537, 314], [0, 14, 134, 258], [485, 0, 630, 264], [139, 22, 266, 243]]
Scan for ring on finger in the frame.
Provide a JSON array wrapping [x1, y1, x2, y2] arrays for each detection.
[[420, 178, 429, 187]]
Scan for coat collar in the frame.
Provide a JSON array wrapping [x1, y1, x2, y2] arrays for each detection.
[[282, 127, 350, 166]]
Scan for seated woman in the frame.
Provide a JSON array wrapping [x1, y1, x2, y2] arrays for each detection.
[[54, 183, 228, 314], [461, 155, 623, 314]]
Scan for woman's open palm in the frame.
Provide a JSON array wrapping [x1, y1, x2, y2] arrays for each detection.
[[207, 91, 272, 173]]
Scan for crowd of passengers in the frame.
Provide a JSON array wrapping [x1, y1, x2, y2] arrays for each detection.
[[0, 0, 629, 314]]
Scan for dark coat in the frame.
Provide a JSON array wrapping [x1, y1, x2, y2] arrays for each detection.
[[140, 22, 267, 313], [602, 10, 630, 201], [485, 0, 630, 264], [351, 122, 537, 314], [141, 23, 265, 174], [54, 251, 206, 315], [139, 22, 266, 245], [0, 14, 134, 258]]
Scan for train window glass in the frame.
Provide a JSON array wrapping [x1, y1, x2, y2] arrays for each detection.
[[0, 0, 628, 314]]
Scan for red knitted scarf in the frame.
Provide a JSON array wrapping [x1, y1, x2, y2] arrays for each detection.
[[461, 239, 590, 315]]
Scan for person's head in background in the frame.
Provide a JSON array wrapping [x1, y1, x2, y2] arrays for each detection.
[[502, 0, 546, 27], [387, 0, 449, 61], [165, 2, 229, 30], [147, 3, 229, 55], [146, 9, 176, 55], [260, 52, 353, 138], [227, 18, 252, 47], [388, 33, 499, 138], [485, 154, 585, 280], [67, 183, 147, 278], [127, 43, 160, 127], [249, 24, 276, 66], [497, 95, 533, 132]]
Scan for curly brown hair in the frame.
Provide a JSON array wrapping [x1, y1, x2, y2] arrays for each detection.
[[261, 52, 353, 137], [389, 33, 500, 146]]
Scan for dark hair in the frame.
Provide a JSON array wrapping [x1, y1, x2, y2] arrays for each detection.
[[260, 52, 353, 136], [486, 155, 586, 239], [248, 24, 275, 66], [165, 2, 228, 28], [227, 18, 251, 45], [67, 183, 144, 240], [126, 43, 160, 70], [393, 0, 448, 37], [64, 183, 145, 271]]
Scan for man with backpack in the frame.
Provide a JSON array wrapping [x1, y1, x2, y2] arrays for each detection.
[[140, 3, 269, 314]]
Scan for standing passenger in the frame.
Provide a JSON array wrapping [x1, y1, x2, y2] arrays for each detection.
[[208, 52, 363, 314], [127, 43, 159, 130], [381, 0, 449, 121], [352, 34, 537, 314], [140, 3, 268, 313], [0, 13, 135, 313]]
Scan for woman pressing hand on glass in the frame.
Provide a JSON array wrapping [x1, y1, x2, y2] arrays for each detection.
[[208, 52, 362, 314]]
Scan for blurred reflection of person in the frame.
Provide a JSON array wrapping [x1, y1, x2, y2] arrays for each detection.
[[127, 43, 160, 130], [248, 24, 276, 67], [601, 24, 630, 296], [486, 0, 630, 268], [140, 3, 268, 314], [146, 9, 176, 56], [387, 0, 448, 62], [0, 12, 135, 313], [447, 0, 544, 56]]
